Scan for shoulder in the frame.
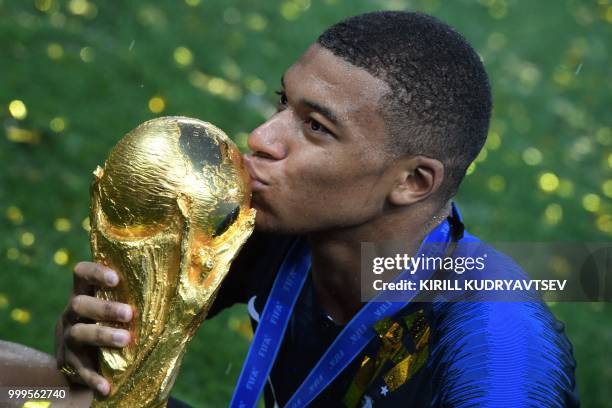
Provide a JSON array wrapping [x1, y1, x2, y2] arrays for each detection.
[[426, 240, 579, 407]]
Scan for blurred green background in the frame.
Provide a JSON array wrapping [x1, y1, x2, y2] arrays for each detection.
[[1, 0, 611, 406]]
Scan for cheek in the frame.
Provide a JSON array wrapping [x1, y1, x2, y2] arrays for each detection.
[[281, 154, 386, 225]]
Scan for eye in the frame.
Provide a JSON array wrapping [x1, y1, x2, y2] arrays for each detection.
[[305, 118, 332, 135], [274, 90, 288, 109]]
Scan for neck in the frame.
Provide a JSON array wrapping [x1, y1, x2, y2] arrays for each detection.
[[307, 201, 450, 324]]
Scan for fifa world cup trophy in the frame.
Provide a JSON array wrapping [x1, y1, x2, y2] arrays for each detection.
[[88, 117, 256, 407]]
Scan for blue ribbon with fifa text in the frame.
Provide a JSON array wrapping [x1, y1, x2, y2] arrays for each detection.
[[230, 208, 458, 407]]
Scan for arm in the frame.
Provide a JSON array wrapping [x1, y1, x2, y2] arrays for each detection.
[[0, 340, 93, 407]]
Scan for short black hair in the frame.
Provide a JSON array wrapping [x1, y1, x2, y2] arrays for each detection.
[[318, 11, 492, 198]]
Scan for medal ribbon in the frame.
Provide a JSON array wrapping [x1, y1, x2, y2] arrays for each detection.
[[231, 205, 462, 408]]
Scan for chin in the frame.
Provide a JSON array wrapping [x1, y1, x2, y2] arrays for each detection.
[[253, 211, 307, 235], [252, 199, 284, 232], [253, 209, 280, 233]]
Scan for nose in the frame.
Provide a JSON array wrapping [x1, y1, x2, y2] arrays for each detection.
[[247, 113, 288, 160]]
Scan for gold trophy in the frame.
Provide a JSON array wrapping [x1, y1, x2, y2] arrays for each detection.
[[88, 117, 256, 407]]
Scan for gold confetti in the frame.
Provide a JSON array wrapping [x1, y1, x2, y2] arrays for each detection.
[[6, 248, 19, 261], [582, 194, 600, 212], [6, 126, 40, 144], [47, 43, 64, 59], [6, 206, 24, 224], [50, 116, 66, 132], [281, 2, 301, 21], [488, 1, 508, 20], [475, 147, 488, 163], [602, 180, 612, 198], [539, 172, 559, 192], [221, 58, 242, 80], [54, 217, 71, 232], [596, 127, 611, 145], [8, 100, 27, 120], [245, 13, 268, 31], [20, 232, 35, 246], [53, 248, 69, 265], [548, 256, 571, 277], [173, 46, 193, 67], [228, 317, 253, 340], [79, 46, 95, 62], [280, 0, 311, 21], [11, 308, 31, 324], [485, 130, 502, 150], [605, 5, 612, 23], [208, 78, 229, 94], [34, 0, 53, 13], [0, 293, 8, 308], [487, 175, 506, 192], [68, 0, 93, 16], [148, 96, 166, 113], [553, 65, 574, 88], [192, 75, 243, 101], [49, 11, 66, 28], [596, 214, 612, 233], [244, 75, 266, 95], [82, 216, 91, 232], [544, 203, 563, 225], [522, 147, 542, 166]]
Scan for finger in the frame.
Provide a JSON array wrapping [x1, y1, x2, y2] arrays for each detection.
[[67, 323, 131, 348], [74, 262, 119, 292], [64, 348, 110, 396], [68, 295, 132, 323]]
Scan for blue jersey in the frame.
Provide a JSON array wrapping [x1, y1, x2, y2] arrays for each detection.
[[208, 220, 579, 407]]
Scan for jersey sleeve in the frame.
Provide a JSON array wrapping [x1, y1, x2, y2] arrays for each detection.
[[428, 295, 579, 407]]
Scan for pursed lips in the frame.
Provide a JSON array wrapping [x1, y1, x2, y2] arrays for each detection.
[[242, 154, 269, 191]]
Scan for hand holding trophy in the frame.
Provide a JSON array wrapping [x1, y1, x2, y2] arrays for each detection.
[[89, 117, 255, 407]]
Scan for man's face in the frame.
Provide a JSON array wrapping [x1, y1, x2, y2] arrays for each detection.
[[243, 44, 395, 234]]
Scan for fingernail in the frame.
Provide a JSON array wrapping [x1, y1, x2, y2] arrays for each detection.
[[104, 271, 118, 286], [112, 330, 129, 346], [97, 381, 109, 395], [118, 306, 132, 322]]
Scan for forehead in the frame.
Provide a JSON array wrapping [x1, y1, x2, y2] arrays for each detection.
[[284, 44, 390, 131]]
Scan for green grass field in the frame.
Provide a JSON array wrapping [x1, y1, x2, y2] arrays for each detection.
[[1, 0, 611, 406]]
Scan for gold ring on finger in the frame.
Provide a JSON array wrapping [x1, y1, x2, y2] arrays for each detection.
[[60, 363, 78, 378]]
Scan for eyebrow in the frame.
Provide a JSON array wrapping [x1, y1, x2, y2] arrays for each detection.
[[280, 75, 341, 127]]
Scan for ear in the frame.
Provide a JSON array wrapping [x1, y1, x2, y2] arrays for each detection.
[[388, 156, 445, 206]]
